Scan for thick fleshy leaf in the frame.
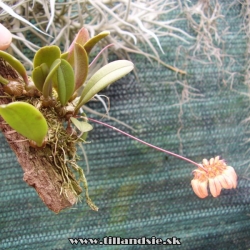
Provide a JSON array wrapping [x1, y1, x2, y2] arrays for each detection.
[[75, 27, 90, 46], [33, 45, 61, 68], [64, 28, 90, 66], [74, 43, 88, 91], [60, 51, 69, 61], [42, 59, 61, 98], [75, 60, 134, 112], [32, 63, 49, 92], [0, 102, 48, 147], [63, 51, 74, 67], [0, 50, 28, 84], [84, 31, 110, 54], [55, 59, 75, 106], [70, 117, 93, 133], [67, 28, 89, 55]]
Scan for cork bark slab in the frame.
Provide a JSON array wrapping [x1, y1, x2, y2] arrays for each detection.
[[0, 86, 80, 213]]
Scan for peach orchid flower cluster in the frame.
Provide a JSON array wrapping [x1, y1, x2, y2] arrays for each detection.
[[191, 156, 237, 198], [87, 118, 238, 199], [0, 24, 237, 200]]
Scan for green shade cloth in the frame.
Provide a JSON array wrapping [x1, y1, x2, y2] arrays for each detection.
[[1, 1, 250, 249]]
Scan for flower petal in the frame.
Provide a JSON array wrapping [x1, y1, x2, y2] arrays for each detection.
[[216, 174, 229, 189], [209, 177, 222, 197], [219, 172, 233, 189], [191, 179, 208, 198], [214, 156, 220, 163], [203, 159, 209, 166], [225, 166, 237, 188], [210, 158, 215, 165], [222, 171, 236, 189]]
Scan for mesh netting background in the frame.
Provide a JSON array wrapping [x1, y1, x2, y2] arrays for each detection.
[[1, 1, 250, 249]]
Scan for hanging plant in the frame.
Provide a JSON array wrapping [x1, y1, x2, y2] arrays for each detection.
[[0, 28, 134, 213], [0, 27, 238, 214]]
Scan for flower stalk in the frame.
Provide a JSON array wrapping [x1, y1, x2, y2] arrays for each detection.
[[85, 117, 237, 199], [85, 117, 203, 169]]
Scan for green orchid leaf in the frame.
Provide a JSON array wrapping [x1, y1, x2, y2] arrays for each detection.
[[61, 51, 69, 61], [33, 45, 61, 68], [55, 59, 75, 106], [84, 31, 110, 54], [67, 27, 89, 55], [74, 43, 88, 91], [67, 27, 89, 53], [75, 60, 134, 112], [70, 117, 93, 133], [32, 63, 49, 92], [0, 102, 48, 147], [75, 27, 90, 46], [43, 59, 61, 98], [64, 28, 90, 66], [63, 51, 74, 66], [81, 132, 88, 140], [0, 50, 28, 85]]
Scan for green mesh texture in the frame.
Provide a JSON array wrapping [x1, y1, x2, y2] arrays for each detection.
[[1, 1, 250, 250]]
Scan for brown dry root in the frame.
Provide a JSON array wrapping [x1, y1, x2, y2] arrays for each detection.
[[0, 84, 98, 213]]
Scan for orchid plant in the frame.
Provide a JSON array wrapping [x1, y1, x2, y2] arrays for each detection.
[[0, 28, 133, 147], [0, 27, 238, 213], [0, 28, 133, 212]]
